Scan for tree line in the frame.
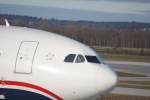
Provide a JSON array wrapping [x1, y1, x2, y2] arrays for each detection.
[[1, 14, 150, 49]]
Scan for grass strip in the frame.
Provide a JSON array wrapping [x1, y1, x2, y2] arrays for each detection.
[[116, 71, 146, 77]]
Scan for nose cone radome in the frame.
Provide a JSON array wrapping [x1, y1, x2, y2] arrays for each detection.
[[95, 65, 118, 94]]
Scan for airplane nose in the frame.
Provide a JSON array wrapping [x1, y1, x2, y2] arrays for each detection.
[[95, 65, 118, 93]]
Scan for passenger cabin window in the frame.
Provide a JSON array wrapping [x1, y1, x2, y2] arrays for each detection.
[[85, 56, 100, 64], [64, 54, 76, 63], [75, 54, 85, 63]]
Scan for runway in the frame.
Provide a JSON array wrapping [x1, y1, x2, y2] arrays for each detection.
[[112, 87, 150, 97], [105, 61, 150, 76], [118, 77, 150, 81], [104, 60, 150, 96]]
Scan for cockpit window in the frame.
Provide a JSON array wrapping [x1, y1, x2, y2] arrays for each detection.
[[75, 54, 85, 63], [85, 56, 101, 64], [64, 54, 76, 63]]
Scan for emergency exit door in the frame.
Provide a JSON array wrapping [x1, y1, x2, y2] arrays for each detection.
[[15, 41, 39, 74]]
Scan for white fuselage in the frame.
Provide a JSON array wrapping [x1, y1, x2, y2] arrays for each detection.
[[0, 26, 117, 100]]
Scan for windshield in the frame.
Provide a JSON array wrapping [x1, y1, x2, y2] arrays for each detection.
[[75, 54, 85, 63], [64, 54, 76, 63], [85, 55, 101, 64]]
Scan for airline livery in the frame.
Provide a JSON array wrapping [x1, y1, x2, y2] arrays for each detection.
[[0, 22, 117, 100]]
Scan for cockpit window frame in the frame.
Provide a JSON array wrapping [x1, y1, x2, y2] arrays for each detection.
[[64, 54, 101, 64]]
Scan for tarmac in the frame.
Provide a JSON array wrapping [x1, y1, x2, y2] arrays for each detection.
[[105, 61, 150, 96]]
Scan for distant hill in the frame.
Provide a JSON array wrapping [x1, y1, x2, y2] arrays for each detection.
[[1, 14, 150, 50], [1, 14, 150, 29]]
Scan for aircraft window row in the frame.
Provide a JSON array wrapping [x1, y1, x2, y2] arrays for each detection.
[[64, 54, 100, 64]]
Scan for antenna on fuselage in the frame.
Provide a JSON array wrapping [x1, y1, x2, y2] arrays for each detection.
[[5, 19, 10, 27]]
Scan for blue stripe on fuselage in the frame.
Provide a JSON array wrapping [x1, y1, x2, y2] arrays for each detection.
[[0, 88, 52, 100]]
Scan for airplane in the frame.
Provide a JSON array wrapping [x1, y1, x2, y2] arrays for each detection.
[[0, 20, 117, 100]]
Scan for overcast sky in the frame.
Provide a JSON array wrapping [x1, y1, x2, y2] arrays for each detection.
[[0, 0, 150, 22]]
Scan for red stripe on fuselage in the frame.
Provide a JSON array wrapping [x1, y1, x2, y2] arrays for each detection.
[[0, 80, 63, 100]]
